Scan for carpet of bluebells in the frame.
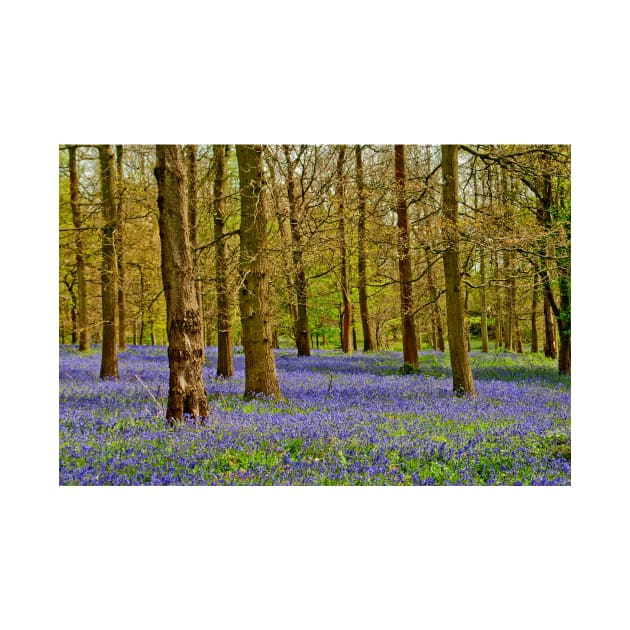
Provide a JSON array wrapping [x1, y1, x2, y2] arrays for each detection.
[[59, 345, 570, 485]]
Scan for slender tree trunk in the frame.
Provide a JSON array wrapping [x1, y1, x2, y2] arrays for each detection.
[[266, 155, 299, 336], [70, 296, 77, 344], [236, 145, 281, 399], [494, 252, 504, 349], [479, 248, 489, 352], [213, 145, 234, 377], [155, 144, 209, 422], [277, 209, 299, 329], [543, 291, 557, 359], [355, 145, 376, 351], [187, 144, 205, 348], [441, 145, 475, 395], [514, 302, 524, 353], [394, 144, 418, 367], [68, 146, 90, 351], [557, 274, 571, 374], [283, 145, 311, 356], [98, 145, 118, 378], [425, 249, 445, 351], [115, 145, 127, 349], [530, 275, 539, 353], [337, 145, 352, 355]]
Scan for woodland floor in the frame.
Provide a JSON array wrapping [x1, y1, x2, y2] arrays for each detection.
[[59, 345, 570, 485]]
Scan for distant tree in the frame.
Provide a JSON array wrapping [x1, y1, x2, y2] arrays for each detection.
[[394, 144, 418, 367], [337, 145, 352, 354], [283, 144, 311, 356], [154, 144, 209, 422], [115, 145, 127, 349], [235, 145, 281, 399], [98, 145, 119, 378], [186, 144, 205, 347], [213, 144, 234, 377], [68, 145, 90, 351], [441, 144, 475, 395], [355, 144, 376, 351]]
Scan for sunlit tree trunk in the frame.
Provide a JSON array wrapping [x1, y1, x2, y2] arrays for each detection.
[[186, 144, 205, 348], [355, 145, 376, 351], [115, 145, 127, 349], [236, 145, 281, 399], [155, 144, 209, 422], [337, 145, 352, 354], [283, 145, 310, 356], [541, 284, 556, 358], [530, 275, 539, 353], [441, 144, 475, 395], [394, 144, 418, 367], [479, 248, 489, 353], [69, 146, 90, 351], [213, 145, 234, 377], [98, 145, 118, 378]]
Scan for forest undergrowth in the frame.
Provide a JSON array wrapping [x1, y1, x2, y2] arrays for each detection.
[[59, 346, 570, 485]]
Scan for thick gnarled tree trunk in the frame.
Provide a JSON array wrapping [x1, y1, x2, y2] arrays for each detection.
[[213, 145, 234, 377], [236, 145, 281, 399], [394, 144, 418, 367], [98, 145, 118, 378], [441, 145, 475, 395], [155, 144, 209, 422]]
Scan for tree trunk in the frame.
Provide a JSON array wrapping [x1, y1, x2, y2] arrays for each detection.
[[265, 155, 299, 339], [337, 145, 352, 355], [355, 145, 376, 351], [494, 252, 504, 349], [236, 145, 281, 399], [530, 274, 539, 352], [543, 292, 557, 359], [557, 273, 570, 374], [283, 145, 311, 356], [155, 144, 209, 422], [425, 249, 445, 351], [98, 145, 118, 378], [441, 145, 475, 395], [68, 146, 90, 351], [115, 145, 127, 350], [213, 145, 235, 378], [479, 247, 489, 352], [394, 144, 418, 367], [187, 144, 205, 348]]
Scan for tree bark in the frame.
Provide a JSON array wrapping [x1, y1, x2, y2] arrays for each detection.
[[530, 274, 539, 353], [115, 145, 127, 349], [236, 145, 281, 399], [283, 145, 311, 356], [68, 146, 90, 351], [543, 283, 557, 359], [394, 144, 418, 367], [355, 145, 376, 351], [441, 145, 475, 395], [186, 144, 205, 348], [479, 248, 489, 352], [98, 145, 118, 378], [337, 145, 352, 354], [155, 144, 209, 422], [213, 145, 235, 377]]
